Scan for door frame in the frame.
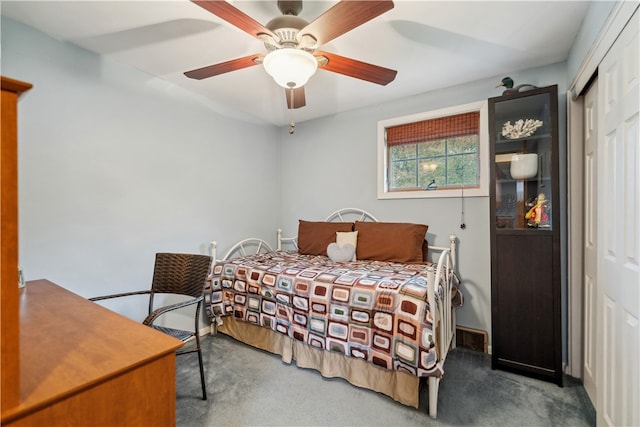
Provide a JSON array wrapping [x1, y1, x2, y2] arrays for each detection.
[[566, 1, 638, 379]]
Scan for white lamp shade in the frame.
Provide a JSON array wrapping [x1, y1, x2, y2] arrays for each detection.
[[263, 48, 318, 89], [510, 153, 538, 179]]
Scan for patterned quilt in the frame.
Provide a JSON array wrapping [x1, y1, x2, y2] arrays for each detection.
[[205, 251, 462, 378]]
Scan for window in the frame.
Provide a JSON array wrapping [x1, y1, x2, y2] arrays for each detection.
[[377, 101, 488, 199]]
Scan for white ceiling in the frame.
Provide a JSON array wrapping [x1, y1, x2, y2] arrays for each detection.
[[1, 1, 590, 126]]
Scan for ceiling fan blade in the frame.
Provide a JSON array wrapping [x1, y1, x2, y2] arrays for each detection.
[[191, 0, 276, 40], [184, 54, 263, 80], [299, 1, 394, 46], [316, 51, 397, 86], [286, 87, 306, 109]]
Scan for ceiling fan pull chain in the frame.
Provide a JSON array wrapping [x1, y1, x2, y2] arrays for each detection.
[[460, 185, 466, 230], [289, 86, 296, 134]]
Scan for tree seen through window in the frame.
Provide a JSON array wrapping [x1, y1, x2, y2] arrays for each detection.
[[389, 134, 478, 191]]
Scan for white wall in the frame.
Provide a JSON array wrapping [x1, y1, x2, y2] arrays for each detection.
[[566, 1, 617, 84], [2, 17, 281, 322], [278, 63, 568, 343]]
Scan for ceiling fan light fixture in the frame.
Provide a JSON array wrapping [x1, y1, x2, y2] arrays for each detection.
[[263, 48, 318, 89]]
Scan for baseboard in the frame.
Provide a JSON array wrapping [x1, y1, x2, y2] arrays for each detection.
[[456, 326, 488, 353]]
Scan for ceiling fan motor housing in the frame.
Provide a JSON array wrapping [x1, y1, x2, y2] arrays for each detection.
[[265, 15, 309, 49]]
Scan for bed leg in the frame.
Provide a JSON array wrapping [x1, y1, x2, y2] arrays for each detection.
[[428, 376, 439, 418], [451, 310, 457, 350]]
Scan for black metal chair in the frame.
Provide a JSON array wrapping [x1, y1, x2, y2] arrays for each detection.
[[90, 252, 212, 400]]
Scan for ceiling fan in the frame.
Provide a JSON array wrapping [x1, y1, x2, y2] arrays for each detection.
[[184, 0, 397, 109]]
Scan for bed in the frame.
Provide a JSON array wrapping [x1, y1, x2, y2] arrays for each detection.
[[204, 208, 461, 418]]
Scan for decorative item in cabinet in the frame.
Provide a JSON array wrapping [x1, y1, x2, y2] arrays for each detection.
[[488, 85, 562, 386]]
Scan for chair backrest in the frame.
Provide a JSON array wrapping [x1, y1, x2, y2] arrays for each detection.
[[150, 253, 212, 298]]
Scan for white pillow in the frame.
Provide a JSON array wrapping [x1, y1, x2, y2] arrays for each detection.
[[336, 231, 358, 261], [327, 243, 356, 263]]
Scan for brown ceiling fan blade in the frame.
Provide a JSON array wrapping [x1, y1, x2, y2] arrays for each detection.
[[316, 51, 397, 86], [285, 87, 306, 109], [191, 0, 276, 40], [299, 1, 394, 46], [184, 54, 263, 80]]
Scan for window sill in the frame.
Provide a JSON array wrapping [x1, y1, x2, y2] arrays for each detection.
[[378, 186, 488, 199]]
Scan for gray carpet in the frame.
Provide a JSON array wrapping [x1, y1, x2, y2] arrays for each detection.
[[176, 334, 595, 426]]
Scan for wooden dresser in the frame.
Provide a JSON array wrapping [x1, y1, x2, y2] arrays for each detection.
[[1, 280, 183, 426], [1, 76, 32, 410]]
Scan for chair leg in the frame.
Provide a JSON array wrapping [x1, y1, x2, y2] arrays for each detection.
[[196, 335, 207, 400]]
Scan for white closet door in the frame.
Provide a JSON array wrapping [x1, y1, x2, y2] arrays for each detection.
[[582, 79, 598, 406], [596, 9, 639, 427]]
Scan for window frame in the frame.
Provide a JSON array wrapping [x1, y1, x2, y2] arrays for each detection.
[[377, 100, 489, 199]]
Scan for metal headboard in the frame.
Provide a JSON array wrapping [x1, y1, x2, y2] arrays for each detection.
[[277, 207, 378, 250], [210, 238, 273, 263]]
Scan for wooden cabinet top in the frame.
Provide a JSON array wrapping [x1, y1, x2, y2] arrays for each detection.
[[1, 76, 32, 94], [1, 280, 183, 423]]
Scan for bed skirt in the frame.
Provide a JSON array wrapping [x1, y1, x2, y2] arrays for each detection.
[[216, 316, 420, 408]]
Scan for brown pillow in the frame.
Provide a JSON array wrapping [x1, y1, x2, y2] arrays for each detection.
[[297, 220, 354, 256], [354, 221, 428, 263]]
